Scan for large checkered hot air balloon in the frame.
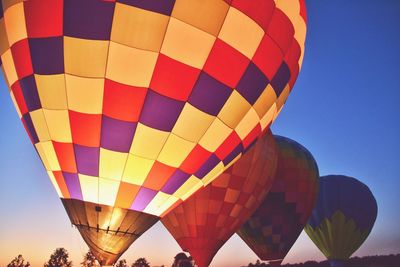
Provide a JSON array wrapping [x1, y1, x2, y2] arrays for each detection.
[[305, 175, 378, 267], [162, 131, 278, 267], [0, 0, 306, 265], [237, 136, 319, 267]]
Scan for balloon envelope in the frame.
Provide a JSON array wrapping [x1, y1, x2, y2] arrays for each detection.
[[305, 175, 378, 265], [237, 135, 319, 265], [162, 131, 278, 267], [0, 0, 306, 264]]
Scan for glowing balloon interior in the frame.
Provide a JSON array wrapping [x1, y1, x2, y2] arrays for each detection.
[[305, 175, 378, 267]]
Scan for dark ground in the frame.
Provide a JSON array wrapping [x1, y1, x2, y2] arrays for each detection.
[[245, 254, 400, 267]]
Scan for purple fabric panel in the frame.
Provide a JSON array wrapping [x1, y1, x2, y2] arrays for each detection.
[[308, 175, 378, 231], [101, 115, 137, 153], [195, 154, 220, 179], [74, 145, 100, 177], [29, 37, 64, 75], [63, 172, 83, 200], [236, 62, 269, 105], [139, 90, 184, 131], [161, 170, 190, 194], [130, 187, 157, 211], [64, 0, 115, 40], [271, 62, 291, 97], [222, 143, 243, 166], [188, 72, 232, 116], [118, 0, 176, 16], [19, 75, 41, 111], [22, 113, 39, 143]]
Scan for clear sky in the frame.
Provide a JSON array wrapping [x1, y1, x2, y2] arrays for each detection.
[[0, 1, 399, 266]]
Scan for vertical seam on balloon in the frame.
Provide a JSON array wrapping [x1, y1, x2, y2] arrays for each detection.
[[99, 2, 120, 228]]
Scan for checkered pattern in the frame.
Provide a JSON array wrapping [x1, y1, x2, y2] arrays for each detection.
[[237, 135, 319, 262], [0, 0, 307, 216], [161, 131, 278, 267]]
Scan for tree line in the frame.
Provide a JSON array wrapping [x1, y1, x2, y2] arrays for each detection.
[[6, 250, 400, 267], [6, 248, 194, 267]]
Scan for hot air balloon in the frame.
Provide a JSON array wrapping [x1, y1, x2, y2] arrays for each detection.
[[237, 135, 319, 267], [305, 175, 378, 267], [0, 0, 306, 265], [162, 131, 278, 267]]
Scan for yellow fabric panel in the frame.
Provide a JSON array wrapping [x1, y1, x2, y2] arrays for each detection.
[[106, 41, 158, 87], [273, 104, 284, 123], [219, 7, 264, 58], [161, 17, 216, 69], [122, 154, 155, 186], [172, 0, 229, 36], [35, 74, 68, 110], [111, 3, 169, 52], [173, 175, 202, 201], [3, 2, 26, 46], [35, 141, 61, 171], [305, 211, 371, 261], [144, 192, 174, 217], [1, 49, 17, 86], [199, 118, 232, 152], [34, 142, 50, 170], [158, 134, 196, 168], [65, 75, 104, 114], [0, 19, 10, 56], [275, 1, 306, 58], [201, 161, 224, 186], [98, 178, 120, 207], [64, 36, 109, 78], [99, 148, 128, 181], [130, 123, 169, 159], [79, 174, 99, 204], [172, 103, 215, 143], [47, 171, 63, 198], [30, 109, 51, 142], [218, 90, 251, 128], [276, 84, 291, 110], [9, 90, 22, 118], [260, 104, 277, 130], [253, 84, 277, 118], [235, 107, 260, 139], [42, 109, 72, 142], [159, 195, 180, 218]]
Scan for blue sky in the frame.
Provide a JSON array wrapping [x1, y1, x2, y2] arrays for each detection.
[[0, 1, 399, 266]]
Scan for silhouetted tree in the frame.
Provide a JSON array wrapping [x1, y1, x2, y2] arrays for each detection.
[[172, 253, 194, 267], [44, 248, 72, 267], [7, 255, 30, 267], [247, 260, 267, 267], [115, 259, 128, 267], [81, 251, 100, 267], [131, 258, 150, 267]]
